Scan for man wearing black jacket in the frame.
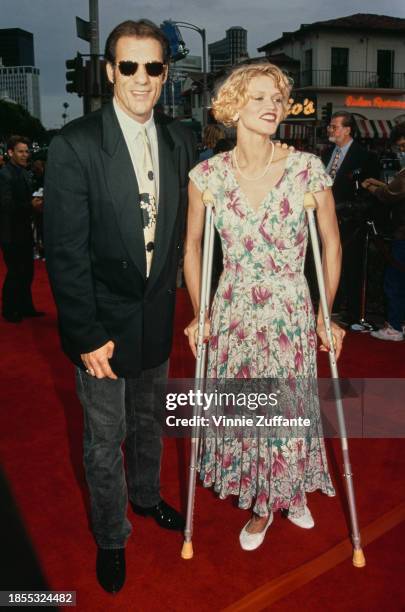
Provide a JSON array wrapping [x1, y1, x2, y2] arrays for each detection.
[[322, 112, 380, 327], [45, 20, 196, 593], [0, 136, 44, 322]]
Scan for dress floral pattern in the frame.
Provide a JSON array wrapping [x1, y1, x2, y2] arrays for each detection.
[[189, 150, 335, 518]]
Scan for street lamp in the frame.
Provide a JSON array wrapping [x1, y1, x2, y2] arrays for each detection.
[[170, 21, 208, 128], [62, 102, 69, 126]]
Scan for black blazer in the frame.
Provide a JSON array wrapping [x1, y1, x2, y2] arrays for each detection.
[[0, 162, 33, 245], [44, 102, 196, 378], [322, 140, 380, 204]]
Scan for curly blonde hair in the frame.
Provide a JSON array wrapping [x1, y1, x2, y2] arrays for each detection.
[[212, 62, 292, 127]]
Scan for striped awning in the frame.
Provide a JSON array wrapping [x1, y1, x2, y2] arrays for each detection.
[[354, 117, 395, 139], [278, 123, 311, 139]]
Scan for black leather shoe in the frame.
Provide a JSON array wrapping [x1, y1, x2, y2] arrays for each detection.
[[131, 499, 185, 531], [96, 547, 126, 594], [22, 309, 45, 318], [2, 312, 23, 323]]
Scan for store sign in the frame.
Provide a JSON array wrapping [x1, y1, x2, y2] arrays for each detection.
[[345, 95, 405, 110], [287, 96, 316, 119]]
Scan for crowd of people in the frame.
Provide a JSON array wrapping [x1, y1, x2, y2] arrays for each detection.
[[1, 17, 404, 596]]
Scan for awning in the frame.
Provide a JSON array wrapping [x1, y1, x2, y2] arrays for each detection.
[[354, 117, 395, 139], [278, 123, 312, 139]]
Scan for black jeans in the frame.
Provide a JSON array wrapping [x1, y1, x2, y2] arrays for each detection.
[[1, 242, 34, 316], [76, 360, 169, 549], [339, 224, 366, 320], [384, 240, 405, 331]]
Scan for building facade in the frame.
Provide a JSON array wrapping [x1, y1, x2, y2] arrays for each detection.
[[258, 14, 405, 143], [209, 27, 248, 72], [0, 28, 34, 67], [0, 64, 41, 120], [0, 28, 41, 120]]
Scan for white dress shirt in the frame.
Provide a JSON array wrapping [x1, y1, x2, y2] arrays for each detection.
[[113, 98, 160, 206]]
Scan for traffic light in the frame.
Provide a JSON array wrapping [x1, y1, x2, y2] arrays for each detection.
[[87, 58, 111, 98], [161, 20, 189, 62], [65, 53, 85, 95], [321, 102, 333, 124]]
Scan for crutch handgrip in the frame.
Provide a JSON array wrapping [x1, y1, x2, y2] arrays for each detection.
[[303, 192, 317, 210], [202, 188, 215, 207]]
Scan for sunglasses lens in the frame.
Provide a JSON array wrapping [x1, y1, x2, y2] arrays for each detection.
[[146, 62, 164, 77], [118, 61, 138, 76]]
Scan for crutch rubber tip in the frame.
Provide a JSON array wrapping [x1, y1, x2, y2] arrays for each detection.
[[181, 541, 194, 559], [352, 548, 366, 568]]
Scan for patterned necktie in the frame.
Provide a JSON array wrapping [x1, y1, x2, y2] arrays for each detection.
[[328, 147, 341, 180], [137, 126, 157, 277]]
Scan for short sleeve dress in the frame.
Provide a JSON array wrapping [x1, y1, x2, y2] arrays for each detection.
[[188, 150, 336, 519]]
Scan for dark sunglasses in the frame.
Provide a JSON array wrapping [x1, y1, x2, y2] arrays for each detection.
[[116, 60, 165, 77]]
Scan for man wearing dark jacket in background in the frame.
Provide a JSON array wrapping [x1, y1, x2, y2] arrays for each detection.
[[0, 136, 44, 322], [322, 112, 380, 328]]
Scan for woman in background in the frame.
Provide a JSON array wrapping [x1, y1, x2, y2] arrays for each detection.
[[199, 124, 226, 161]]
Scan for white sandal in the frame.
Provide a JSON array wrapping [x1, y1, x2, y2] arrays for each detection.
[[239, 512, 274, 551], [288, 505, 314, 529]]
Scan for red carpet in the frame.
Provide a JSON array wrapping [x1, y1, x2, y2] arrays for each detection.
[[0, 260, 404, 611]]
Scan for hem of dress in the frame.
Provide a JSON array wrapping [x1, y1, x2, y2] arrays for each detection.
[[201, 479, 336, 517]]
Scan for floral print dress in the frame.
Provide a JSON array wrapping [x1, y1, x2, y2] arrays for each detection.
[[189, 150, 336, 518]]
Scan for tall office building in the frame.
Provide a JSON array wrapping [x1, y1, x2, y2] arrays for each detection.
[[0, 28, 34, 66], [208, 27, 248, 71], [0, 28, 41, 120]]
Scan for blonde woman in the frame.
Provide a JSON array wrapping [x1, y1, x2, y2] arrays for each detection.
[[184, 63, 345, 550]]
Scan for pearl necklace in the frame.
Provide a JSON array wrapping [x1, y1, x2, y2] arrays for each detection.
[[233, 141, 275, 181]]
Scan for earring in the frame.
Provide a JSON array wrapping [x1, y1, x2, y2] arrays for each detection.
[[233, 112, 239, 122]]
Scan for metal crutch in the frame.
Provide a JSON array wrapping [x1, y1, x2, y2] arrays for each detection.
[[181, 189, 216, 560], [304, 192, 366, 568]]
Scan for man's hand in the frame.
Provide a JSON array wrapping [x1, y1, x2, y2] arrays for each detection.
[[81, 341, 118, 379], [362, 178, 385, 190]]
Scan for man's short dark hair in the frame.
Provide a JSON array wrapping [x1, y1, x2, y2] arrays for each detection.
[[331, 111, 357, 138], [104, 19, 170, 65], [390, 122, 405, 144], [7, 135, 30, 151]]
